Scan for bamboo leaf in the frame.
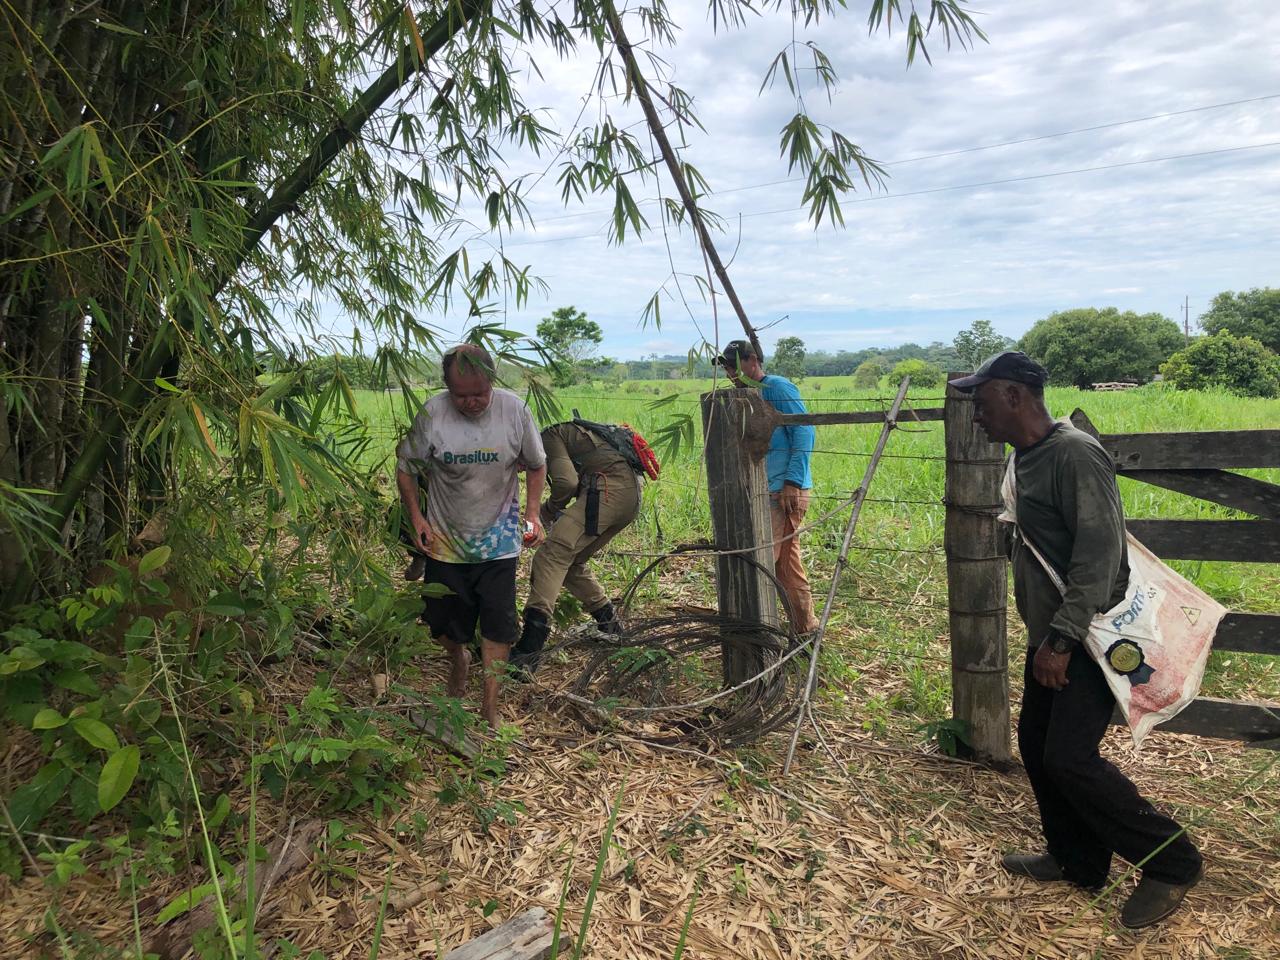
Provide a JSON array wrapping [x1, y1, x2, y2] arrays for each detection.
[[95, 21, 144, 36], [405, 6, 426, 63], [190, 402, 221, 459], [156, 881, 218, 925], [0, 187, 55, 226], [83, 124, 116, 194], [40, 125, 82, 167]]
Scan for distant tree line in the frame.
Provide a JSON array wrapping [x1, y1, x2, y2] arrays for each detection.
[[298, 289, 1280, 398]]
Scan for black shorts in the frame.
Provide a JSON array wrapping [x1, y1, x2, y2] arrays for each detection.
[[420, 556, 519, 646]]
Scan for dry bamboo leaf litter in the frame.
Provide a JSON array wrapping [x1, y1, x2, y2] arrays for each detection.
[[1, 622, 1276, 960]]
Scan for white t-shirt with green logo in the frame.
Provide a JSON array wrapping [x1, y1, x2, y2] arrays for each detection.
[[396, 388, 546, 563]]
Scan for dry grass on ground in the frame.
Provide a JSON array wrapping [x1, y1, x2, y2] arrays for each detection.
[[2, 620, 1277, 960]]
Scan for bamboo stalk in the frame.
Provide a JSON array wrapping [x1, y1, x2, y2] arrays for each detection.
[[2, 0, 486, 607], [602, 0, 762, 361]]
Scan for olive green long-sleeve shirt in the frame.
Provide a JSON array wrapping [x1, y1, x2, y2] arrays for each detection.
[[1012, 423, 1130, 648]]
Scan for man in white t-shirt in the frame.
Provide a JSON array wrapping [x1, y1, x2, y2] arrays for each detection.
[[395, 344, 547, 728]]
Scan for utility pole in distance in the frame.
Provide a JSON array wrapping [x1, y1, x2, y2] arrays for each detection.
[[1183, 295, 1191, 344]]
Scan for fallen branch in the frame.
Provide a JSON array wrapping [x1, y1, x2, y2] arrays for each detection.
[[442, 906, 555, 960], [389, 877, 445, 916]]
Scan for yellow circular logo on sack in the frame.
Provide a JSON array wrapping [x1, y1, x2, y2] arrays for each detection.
[[1106, 640, 1144, 675]]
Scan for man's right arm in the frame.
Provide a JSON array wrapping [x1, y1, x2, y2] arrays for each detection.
[[542, 427, 579, 515], [396, 413, 434, 552], [396, 468, 434, 553], [763, 378, 814, 493]]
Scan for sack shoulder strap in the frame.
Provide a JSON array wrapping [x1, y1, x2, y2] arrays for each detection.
[[1000, 453, 1068, 598]]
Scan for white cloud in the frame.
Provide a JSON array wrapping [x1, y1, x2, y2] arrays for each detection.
[[328, 0, 1280, 357]]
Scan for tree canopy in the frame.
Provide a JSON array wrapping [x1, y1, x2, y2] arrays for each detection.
[[537, 306, 604, 386], [889, 358, 943, 388], [852, 359, 885, 387], [1199, 288, 1280, 354], [1018, 308, 1184, 389], [953, 320, 1014, 371], [771, 337, 807, 382]]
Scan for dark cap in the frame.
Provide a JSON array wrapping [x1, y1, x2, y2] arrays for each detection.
[[713, 339, 756, 367], [948, 351, 1049, 391]]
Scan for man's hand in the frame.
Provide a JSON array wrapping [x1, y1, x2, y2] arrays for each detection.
[[777, 483, 803, 516], [523, 514, 546, 548], [411, 514, 435, 555], [1032, 638, 1071, 691]]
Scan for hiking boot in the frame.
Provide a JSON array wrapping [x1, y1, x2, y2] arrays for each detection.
[[510, 609, 551, 681], [589, 601, 624, 637], [1120, 866, 1203, 930], [1001, 852, 1104, 893], [1000, 852, 1064, 883], [405, 554, 427, 581]]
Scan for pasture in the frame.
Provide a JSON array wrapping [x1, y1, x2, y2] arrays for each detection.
[[353, 377, 1280, 710]]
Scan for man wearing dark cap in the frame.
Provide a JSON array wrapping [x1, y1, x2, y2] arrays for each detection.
[[951, 352, 1202, 929], [714, 340, 819, 634]]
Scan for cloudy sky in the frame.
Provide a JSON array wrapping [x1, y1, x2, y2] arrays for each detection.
[[370, 0, 1280, 359]]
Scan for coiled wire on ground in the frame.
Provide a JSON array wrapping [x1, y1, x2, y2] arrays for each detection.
[[551, 548, 809, 748]]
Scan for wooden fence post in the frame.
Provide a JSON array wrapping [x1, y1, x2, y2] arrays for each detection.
[[701, 388, 780, 685], [944, 378, 1012, 763]]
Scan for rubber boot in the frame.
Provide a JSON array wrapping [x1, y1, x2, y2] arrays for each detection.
[[589, 601, 623, 637], [510, 608, 551, 681]]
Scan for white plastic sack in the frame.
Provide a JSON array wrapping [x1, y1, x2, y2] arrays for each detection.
[[1000, 456, 1225, 748]]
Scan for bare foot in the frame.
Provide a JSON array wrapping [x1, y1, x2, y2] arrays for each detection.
[[447, 647, 471, 698], [483, 705, 500, 730]]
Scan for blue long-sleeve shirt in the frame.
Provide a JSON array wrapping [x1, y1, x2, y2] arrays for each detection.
[[760, 375, 814, 492]]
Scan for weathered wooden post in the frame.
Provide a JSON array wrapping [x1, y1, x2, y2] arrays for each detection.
[[944, 376, 1012, 763], [701, 388, 780, 684]]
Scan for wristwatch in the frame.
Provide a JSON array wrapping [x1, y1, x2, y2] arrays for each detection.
[[1047, 632, 1076, 655]]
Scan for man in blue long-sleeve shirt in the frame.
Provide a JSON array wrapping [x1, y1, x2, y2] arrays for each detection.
[[715, 340, 819, 633]]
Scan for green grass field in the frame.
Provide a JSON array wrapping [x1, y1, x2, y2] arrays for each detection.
[[352, 378, 1280, 721]]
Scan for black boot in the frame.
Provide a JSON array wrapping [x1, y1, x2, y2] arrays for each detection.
[[511, 608, 551, 680], [589, 602, 623, 636]]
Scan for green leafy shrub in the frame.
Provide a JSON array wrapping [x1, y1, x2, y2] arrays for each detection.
[[1160, 330, 1280, 397], [258, 684, 413, 813], [887, 358, 943, 387], [852, 359, 884, 388], [0, 492, 427, 881]]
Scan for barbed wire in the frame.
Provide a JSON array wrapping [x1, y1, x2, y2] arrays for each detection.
[[549, 393, 951, 405]]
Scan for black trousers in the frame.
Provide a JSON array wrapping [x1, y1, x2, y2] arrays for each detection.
[[1018, 649, 1202, 887]]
